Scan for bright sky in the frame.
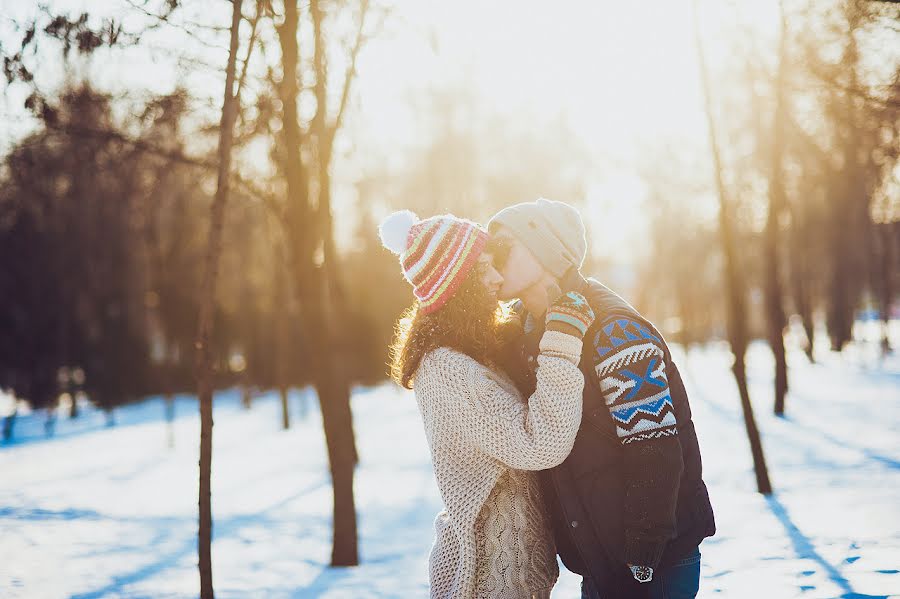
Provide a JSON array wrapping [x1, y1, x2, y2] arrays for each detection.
[[357, 0, 716, 152], [1, 0, 872, 264], [343, 0, 778, 257]]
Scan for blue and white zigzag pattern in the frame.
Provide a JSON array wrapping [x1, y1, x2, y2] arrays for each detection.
[[598, 349, 667, 404], [592, 317, 678, 445], [594, 318, 661, 359], [608, 389, 677, 438], [621, 428, 678, 444]]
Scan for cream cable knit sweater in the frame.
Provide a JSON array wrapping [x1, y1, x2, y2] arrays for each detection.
[[414, 330, 585, 598]]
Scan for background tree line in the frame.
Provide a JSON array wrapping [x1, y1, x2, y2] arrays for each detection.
[[0, 0, 896, 589]]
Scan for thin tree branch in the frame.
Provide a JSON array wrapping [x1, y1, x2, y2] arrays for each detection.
[[121, 0, 232, 50], [30, 122, 286, 225], [327, 0, 371, 151], [235, 0, 263, 103]]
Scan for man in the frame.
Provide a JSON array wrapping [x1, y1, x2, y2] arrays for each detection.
[[487, 199, 716, 599]]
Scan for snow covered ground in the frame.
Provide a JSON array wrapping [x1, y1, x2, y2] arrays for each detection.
[[1, 338, 898, 598]]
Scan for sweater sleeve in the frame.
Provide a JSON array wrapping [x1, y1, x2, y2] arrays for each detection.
[[460, 330, 585, 471], [590, 316, 684, 569]]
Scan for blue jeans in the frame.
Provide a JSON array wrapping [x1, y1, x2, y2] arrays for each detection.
[[580, 548, 701, 599]]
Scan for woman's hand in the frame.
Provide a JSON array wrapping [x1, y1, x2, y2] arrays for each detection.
[[545, 291, 595, 339]]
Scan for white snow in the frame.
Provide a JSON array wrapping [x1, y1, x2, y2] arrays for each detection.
[[1, 337, 898, 598]]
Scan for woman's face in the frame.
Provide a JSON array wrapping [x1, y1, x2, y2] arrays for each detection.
[[477, 252, 504, 302]]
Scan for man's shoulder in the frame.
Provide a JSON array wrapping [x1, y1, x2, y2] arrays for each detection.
[[578, 281, 670, 366], [592, 315, 663, 345], [581, 278, 640, 317]]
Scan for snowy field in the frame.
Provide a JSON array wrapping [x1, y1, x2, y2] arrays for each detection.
[[1, 338, 898, 598]]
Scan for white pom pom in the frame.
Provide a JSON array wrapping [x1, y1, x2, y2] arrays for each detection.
[[379, 210, 419, 255]]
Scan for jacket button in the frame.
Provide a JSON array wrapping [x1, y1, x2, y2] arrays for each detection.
[[571, 520, 578, 528]]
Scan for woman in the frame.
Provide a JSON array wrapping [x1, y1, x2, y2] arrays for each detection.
[[379, 210, 595, 599]]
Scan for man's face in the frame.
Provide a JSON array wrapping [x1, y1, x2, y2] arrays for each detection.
[[486, 225, 546, 301]]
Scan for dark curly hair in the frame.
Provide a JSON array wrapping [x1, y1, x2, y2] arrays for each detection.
[[389, 261, 534, 396]]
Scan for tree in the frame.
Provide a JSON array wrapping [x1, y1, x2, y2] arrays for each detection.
[[194, 1, 246, 596], [0, 84, 153, 426], [636, 145, 724, 346], [137, 90, 207, 447], [766, 0, 789, 415], [272, 0, 376, 566], [807, 0, 900, 351], [694, 0, 772, 495]]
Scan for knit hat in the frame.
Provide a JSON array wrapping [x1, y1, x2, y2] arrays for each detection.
[[379, 210, 489, 314], [488, 198, 587, 278]]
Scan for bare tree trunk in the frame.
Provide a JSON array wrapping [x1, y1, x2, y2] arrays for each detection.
[[768, 0, 789, 416], [68, 377, 79, 418], [310, 0, 367, 307], [164, 352, 176, 449], [2, 405, 17, 442], [45, 408, 57, 437], [871, 220, 895, 356], [301, 277, 359, 566], [786, 179, 816, 361], [279, 386, 290, 428], [277, 0, 358, 565], [694, 0, 772, 495], [310, 0, 368, 468], [791, 264, 816, 362], [194, 3, 243, 597], [880, 222, 897, 355], [240, 269, 255, 411], [828, 3, 866, 353], [828, 187, 855, 351], [165, 392, 175, 449], [311, 157, 358, 467], [273, 233, 290, 430]]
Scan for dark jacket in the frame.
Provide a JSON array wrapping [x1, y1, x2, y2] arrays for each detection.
[[520, 275, 715, 598]]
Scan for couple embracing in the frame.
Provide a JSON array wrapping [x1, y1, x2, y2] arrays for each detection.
[[379, 199, 716, 599]]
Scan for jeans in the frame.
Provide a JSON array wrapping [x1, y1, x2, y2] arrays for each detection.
[[580, 548, 701, 599]]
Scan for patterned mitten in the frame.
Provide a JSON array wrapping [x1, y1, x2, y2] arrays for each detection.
[[545, 291, 595, 339]]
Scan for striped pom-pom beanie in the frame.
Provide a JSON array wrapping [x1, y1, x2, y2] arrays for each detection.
[[379, 210, 489, 314]]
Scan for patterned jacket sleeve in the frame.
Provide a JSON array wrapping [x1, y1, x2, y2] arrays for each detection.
[[591, 316, 684, 569]]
